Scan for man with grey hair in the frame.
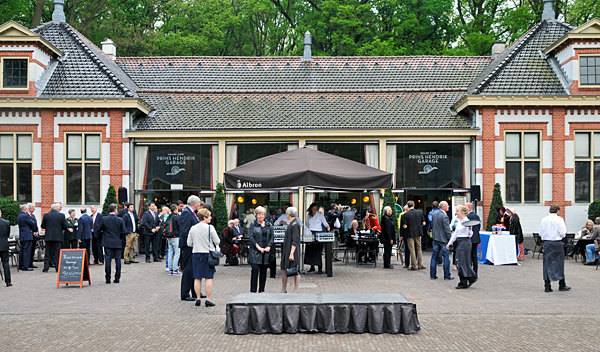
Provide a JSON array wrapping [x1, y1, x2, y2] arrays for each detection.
[[28, 203, 39, 268], [380, 206, 395, 269], [539, 204, 570, 292], [180, 195, 205, 301], [40, 203, 67, 272], [430, 201, 453, 280], [18, 204, 37, 271]]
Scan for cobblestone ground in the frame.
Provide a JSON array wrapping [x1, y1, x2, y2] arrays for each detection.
[[1, 250, 598, 351]]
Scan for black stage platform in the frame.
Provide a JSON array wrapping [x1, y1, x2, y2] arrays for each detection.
[[225, 292, 420, 335]]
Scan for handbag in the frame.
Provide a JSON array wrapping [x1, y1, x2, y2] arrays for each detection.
[[207, 225, 223, 267], [286, 261, 299, 277]]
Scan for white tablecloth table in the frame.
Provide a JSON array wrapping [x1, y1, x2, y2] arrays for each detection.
[[485, 234, 518, 265]]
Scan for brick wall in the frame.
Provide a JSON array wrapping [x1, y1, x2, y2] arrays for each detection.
[[40, 109, 54, 213]]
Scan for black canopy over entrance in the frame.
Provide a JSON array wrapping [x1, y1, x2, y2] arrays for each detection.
[[224, 147, 393, 191]]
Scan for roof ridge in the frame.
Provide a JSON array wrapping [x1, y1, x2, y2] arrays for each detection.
[[60, 22, 134, 97], [117, 55, 492, 60], [473, 21, 545, 94]]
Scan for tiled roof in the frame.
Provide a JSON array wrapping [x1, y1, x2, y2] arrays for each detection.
[[117, 56, 491, 91], [468, 19, 574, 95], [33, 22, 137, 98], [133, 92, 471, 131]]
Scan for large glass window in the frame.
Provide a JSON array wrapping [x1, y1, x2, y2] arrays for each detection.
[[395, 143, 466, 189], [574, 131, 600, 202], [505, 132, 540, 203], [2, 58, 28, 88], [0, 133, 32, 202], [65, 133, 101, 204], [310, 142, 367, 164], [236, 143, 289, 167], [145, 144, 213, 190], [579, 56, 600, 86]]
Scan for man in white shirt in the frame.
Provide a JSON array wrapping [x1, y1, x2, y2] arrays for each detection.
[[539, 204, 571, 292]]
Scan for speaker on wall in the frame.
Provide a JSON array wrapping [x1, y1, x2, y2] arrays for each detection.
[[118, 187, 128, 204], [470, 185, 481, 201]]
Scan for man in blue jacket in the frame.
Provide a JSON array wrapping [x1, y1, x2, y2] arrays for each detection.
[[98, 203, 127, 284], [78, 207, 93, 265], [90, 205, 104, 265], [18, 204, 38, 271], [179, 196, 203, 301]]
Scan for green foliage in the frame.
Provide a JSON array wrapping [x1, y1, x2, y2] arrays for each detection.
[[102, 184, 118, 216], [486, 183, 504, 231], [214, 183, 228, 232], [588, 199, 600, 221], [0, 197, 21, 226], [381, 190, 397, 232]]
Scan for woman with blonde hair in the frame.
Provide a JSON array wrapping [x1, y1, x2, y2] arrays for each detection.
[[446, 205, 477, 289], [187, 208, 220, 307]]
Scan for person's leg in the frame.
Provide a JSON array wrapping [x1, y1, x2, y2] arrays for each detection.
[[114, 249, 122, 280], [180, 247, 195, 299], [91, 237, 99, 264], [250, 263, 259, 293], [104, 248, 112, 282], [1, 251, 10, 284], [430, 241, 440, 278], [22, 240, 32, 270], [30, 239, 36, 266], [293, 274, 300, 293], [415, 236, 423, 267], [173, 246, 180, 271], [52, 241, 61, 271], [144, 235, 152, 261], [167, 239, 174, 271], [403, 238, 411, 267], [383, 242, 392, 268], [124, 233, 132, 262], [152, 235, 161, 260], [407, 237, 417, 269], [281, 270, 288, 292], [458, 275, 469, 288], [259, 264, 268, 292], [43, 241, 52, 271], [194, 278, 202, 301], [121, 236, 127, 259], [19, 241, 24, 269], [545, 279, 552, 291], [471, 243, 479, 275], [585, 244, 596, 263], [205, 278, 213, 302], [442, 245, 452, 279]]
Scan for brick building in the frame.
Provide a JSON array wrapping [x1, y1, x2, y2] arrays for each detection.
[[1, 2, 599, 233]]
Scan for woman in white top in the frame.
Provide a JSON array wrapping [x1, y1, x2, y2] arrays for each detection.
[[304, 203, 330, 274], [446, 205, 477, 289], [187, 208, 220, 307]]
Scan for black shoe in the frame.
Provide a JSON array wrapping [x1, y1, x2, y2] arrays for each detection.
[[182, 297, 196, 301], [145, 259, 151, 263], [200, 293, 207, 299], [545, 287, 553, 292], [105, 280, 111, 284], [153, 259, 162, 262], [317, 270, 324, 275], [403, 265, 409, 268], [29, 265, 38, 268], [308, 267, 315, 272], [333, 258, 341, 262], [113, 279, 119, 283], [584, 261, 596, 266], [468, 277, 477, 287], [205, 300, 215, 307], [6, 283, 12, 287], [384, 266, 394, 269], [444, 277, 455, 280], [22, 268, 33, 271], [124, 261, 131, 265], [455, 284, 469, 289], [131, 260, 139, 263], [195, 300, 201, 306], [431, 276, 438, 279], [559, 286, 571, 291], [42, 269, 49, 272]]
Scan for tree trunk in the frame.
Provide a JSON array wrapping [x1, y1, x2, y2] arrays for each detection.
[[30, 0, 46, 28]]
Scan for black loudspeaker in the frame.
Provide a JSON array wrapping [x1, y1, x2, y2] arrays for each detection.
[[118, 187, 128, 204], [470, 185, 481, 201]]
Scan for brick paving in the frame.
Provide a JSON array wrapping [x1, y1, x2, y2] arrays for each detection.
[[1, 250, 599, 351]]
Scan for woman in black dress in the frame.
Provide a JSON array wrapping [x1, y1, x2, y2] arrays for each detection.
[[281, 207, 301, 293], [248, 206, 274, 293]]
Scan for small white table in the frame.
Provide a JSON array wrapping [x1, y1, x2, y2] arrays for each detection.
[[482, 233, 518, 265]]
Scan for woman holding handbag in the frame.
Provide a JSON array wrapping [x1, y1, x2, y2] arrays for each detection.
[[281, 207, 301, 293], [248, 206, 274, 293], [187, 208, 220, 307]]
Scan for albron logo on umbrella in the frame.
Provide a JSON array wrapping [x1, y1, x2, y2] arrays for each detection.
[[166, 166, 185, 175], [237, 180, 262, 188]]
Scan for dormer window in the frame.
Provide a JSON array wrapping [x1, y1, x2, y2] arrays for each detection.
[[580, 56, 600, 86], [1, 58, 28, 89]]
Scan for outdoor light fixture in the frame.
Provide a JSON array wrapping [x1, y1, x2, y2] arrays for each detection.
[[237, 196, 244, 203], [252, 199, 257, 205], [363, 196, 370, 203], [380, 189, 385, 196], [351, 199, 357, 205]]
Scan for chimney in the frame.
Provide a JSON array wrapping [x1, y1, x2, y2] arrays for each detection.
[[491, 42, 506, 59], [101, 39, 116, 60], [52, 0, 65, 22], [302, 31, 312, 62], [542, 0, 555, 20]]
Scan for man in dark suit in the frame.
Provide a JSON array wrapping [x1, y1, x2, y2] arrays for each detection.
[[77, 208, 93, 265], [122, 203, 140, 264], [141, 203, 161, 263], [90, 205, 104, 265], [0, 209, 12, 286], [18, 204, 38, 271], [180, 196, 204, 301], [466, 202, 481, 275], [40, 204, 67, 272], [27, 203, 39, 268], [401, 200, 426, 271], [98, 203, 128, 283], [117, 204, 129, 256]]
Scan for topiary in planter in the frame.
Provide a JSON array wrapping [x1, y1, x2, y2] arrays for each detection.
[[486, 183, 504, 231], [214, 183, 228, 232], [102, 184, 119, 216]]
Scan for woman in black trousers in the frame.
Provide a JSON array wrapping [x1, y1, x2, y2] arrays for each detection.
[[248, 206, 274, 293]]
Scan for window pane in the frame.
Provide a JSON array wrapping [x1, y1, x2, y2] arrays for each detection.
[[595, 133, 600, 158], [505, 133, 521, 158], [17, 135, 32, 160], [0, 135, 14, 160], [0, 164, 13, 198], [506, 162, 521, 202], [581, 57, 588, 66], [524, 161, 539, 202], [590, 66, 596, 75], [590, 76, 596, 84], [85, 135, 100, 160], [524, 133, 539, 158], [66, 164, 82, 204], [67, 135, 82, 160], [17, 164, 31, 203], [85, 163, 100, 204], [575, 133, 590, 158], [3, 59, 28, 88], [581, 75, 588, 84], [595, 161, 600, 202], [575, 161, 590, 202]]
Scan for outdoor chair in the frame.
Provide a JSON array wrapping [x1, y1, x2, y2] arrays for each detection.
[[396, 239, 404, 263], [532, 233, 543, 259], [563, 233, 575, 259], [8, 237, 19, 271]]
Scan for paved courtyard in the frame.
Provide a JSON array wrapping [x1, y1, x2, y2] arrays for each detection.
[[1, 248, 598, 351]]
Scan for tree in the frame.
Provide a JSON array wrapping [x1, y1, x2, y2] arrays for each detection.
[[214, 183, 228, 232], [486, 183, 503, 231], [0, 197, 21, 226], [381, 190, 397, 232], [102, 184, 118, 216], [588, 199, 600, 221]]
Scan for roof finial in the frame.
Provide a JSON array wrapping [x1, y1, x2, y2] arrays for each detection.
[[302, 31, 312, 62], [542, 0, 555, 20], [53, 0, 66, 22]]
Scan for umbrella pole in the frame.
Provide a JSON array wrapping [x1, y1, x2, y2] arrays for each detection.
[[300, 186, 305, 274]]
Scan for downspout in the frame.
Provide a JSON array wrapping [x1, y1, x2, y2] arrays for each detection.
[[128, 110, 136, 205]]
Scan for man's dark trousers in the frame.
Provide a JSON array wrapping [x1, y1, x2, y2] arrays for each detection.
[[79, 239, 91, 265], [144, 234, 160, 260], [1, 251, 10, 284], [43, 241, 62, 272], [92, 237, 104, 263], [180, 246, 196, 299], [19, 240, 33, 270], [402, 237, 411, 267], [104, 248, 122, 281], [471, 243, 479, 275], [383, 242, 392, 268]]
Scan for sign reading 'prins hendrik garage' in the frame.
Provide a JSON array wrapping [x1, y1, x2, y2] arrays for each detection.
[[408, 152, 448, 164], [156, 153, 196, 165]]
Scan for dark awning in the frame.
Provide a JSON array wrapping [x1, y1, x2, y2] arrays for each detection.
[[224, 147, 393, 191]]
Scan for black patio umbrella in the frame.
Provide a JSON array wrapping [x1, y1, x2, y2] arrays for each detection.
[[224, 147, 393, 191]]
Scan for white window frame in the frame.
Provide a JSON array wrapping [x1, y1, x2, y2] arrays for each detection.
[[0, 57, 30, 90], [504, 131, 542, 203], [0, 132, 33, 202], [64, 132, 102, 205]]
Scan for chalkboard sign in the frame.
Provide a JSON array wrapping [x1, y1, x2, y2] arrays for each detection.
[[57, 249, 91, 288]]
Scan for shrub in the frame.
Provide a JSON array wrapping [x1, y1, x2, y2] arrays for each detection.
[[0, 197, 21, 225], [486, 183, 504, 231], [214, 183, 228, 231], [102, 184, 119, 216], [588, 199, 600, 221]]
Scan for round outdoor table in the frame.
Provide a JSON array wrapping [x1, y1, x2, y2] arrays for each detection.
[[356, 237, 378, 268]]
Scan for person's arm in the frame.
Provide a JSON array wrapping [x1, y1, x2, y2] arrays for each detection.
[[40, 215, 47, 232], [187, 227, 194, 248], [266, 225, 274, 250], [211, 225, 220, 247], [320, 213, 330, 231], [446, 225, 459, 249], [558, 218, 567, 239], [442, 214, 452, 243], [248, 224, 261, 251], [290, 224, 300, 260]]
